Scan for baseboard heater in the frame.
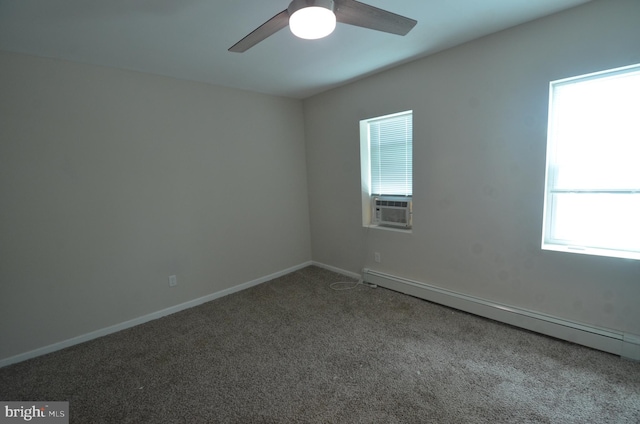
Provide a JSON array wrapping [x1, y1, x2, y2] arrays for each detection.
[[362, 268, 640, 360]]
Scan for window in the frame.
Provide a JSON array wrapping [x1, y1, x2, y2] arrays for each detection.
[[360, 110, 413, 228], [542, 64, 640, 260]]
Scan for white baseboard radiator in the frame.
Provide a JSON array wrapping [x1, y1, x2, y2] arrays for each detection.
[[362, 268, 640, 360]]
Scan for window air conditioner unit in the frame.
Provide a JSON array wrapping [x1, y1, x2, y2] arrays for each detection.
[[373, 196, 412, 228]]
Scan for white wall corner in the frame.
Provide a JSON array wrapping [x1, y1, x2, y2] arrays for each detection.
[[312, 261, 362, 280], [621, 333, 640, 361]]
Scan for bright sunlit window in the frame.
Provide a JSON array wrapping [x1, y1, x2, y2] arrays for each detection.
[[363, 111, 413, 197], [542, 63, 640, 260]]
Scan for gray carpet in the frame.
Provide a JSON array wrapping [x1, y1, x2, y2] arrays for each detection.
[[1, 266, 639, 423]]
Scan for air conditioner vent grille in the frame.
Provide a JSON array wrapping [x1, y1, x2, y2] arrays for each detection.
[[376, 200, 408, 207], [373, 196, 412, 228]]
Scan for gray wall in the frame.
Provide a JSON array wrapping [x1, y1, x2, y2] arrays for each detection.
[[0, 52, 311, 361], [304, 0, 640, 335]]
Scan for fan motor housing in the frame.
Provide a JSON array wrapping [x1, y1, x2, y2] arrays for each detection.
[[288, 0, 335, 15]]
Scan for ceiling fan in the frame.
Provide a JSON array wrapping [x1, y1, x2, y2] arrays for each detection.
[[229, 0, 417, 53]]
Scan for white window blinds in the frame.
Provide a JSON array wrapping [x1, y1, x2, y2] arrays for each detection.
[[369, 111, 413, 196]]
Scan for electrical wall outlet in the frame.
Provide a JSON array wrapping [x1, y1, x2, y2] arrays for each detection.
[[374, 252, 381, 263], [168, 275, 177, 287]]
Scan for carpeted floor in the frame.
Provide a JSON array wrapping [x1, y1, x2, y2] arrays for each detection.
[[1, 266, 639, 423]]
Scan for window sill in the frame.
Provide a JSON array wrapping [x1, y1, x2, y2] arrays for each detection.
[[365, 224, 412, 234], [542, 242, 640, 261]]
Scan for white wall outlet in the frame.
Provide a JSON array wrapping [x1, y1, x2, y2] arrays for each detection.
[[374, 252, 381, 263], [168, 275, 177, 287]]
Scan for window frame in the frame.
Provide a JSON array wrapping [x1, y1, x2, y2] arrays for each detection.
[[360, 110, 413, 230], [541, 63, 640, 261]]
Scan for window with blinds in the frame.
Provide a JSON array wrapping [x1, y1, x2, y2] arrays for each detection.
[[542, 63, 640, 260], [360, 110, 413, 229], [367, 111, 413, 196]]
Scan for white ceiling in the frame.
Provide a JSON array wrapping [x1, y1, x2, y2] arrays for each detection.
[[0, 0, 591, 99]]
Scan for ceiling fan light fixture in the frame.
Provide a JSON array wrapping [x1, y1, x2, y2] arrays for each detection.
[[288, 0, 336, 40]]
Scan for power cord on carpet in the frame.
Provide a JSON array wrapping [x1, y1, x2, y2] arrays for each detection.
[[329, 225, 377, 291], [329, 279, 377, 291]]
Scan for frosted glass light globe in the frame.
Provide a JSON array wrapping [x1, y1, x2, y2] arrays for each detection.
[[289, 6, 336, 40]]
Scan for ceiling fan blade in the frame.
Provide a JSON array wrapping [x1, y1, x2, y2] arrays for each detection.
[[229, 9, 290, 53], [335, 0, 417, 36]]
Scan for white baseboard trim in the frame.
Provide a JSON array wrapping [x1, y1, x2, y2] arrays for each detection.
[[311, 261, 362, 280], [363, 268, 640, 361], [0, 261, 313, 368]]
